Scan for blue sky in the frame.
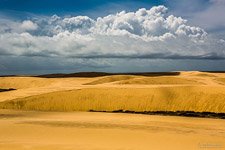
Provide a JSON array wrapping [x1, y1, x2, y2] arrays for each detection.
[[0, 0, 165, 19], [0, 0, 163, 14], [0, 0, 222, 33], [0, 0, 225, 75]]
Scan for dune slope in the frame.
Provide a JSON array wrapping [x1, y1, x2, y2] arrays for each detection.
[[0, 71, 225, 114], [1, 86, 225, 113], [117, 76, 202, 85], [84, 75, 137, 85]]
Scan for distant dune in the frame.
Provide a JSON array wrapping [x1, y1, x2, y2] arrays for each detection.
[[0, 71, 225, 118], [117, 76, 201, 85], [84, 75, 137, 85]]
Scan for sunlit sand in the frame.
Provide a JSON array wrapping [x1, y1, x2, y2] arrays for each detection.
[[0, 110, 224, 150], [0, 71, 225, 113], [0, 71, 225, 149]]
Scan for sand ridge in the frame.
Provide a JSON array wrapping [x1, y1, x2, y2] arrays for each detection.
[[0, 71, 225, 113]]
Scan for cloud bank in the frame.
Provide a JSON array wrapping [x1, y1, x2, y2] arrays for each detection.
[[1, 5, 225, 75], [168, 0, 225, 33], [1, 5, 224, 61]]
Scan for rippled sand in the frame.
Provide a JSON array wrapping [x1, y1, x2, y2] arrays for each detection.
[[0, 110, 224, 150]]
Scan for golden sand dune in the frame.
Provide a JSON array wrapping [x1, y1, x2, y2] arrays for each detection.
[[1, 86, 225, 112], [0, 77, 94, 89], [0, 77, 95, 102], [215, 78, 225, 85], [0, 110, 224, 150], [0, 77, 53, 89], [84, 75, 137, 85], [0, 71, 225, 113], [1, 72, 225, 150], [117, 76, 202, 85]]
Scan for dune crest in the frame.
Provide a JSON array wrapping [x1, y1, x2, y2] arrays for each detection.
[[1, 71, 225, 115]]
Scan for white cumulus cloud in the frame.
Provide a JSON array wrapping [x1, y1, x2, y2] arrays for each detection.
[[20, 20, 38, 31], [0, 5, 224, 60]]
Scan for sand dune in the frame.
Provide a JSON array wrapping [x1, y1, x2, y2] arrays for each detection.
[[84, 75, 137, 85], [1, 71, 225, 150], [0, 110, 224, 150], [215, 78, 225, 85], [0, 77, 53, 89], [0, 71, 225, 113], [117, 76, 202, 85], [1, 86, 225, 113], [0, 77, 95, 102]]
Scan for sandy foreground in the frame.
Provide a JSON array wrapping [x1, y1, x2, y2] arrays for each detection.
[[0, 71, 225, 150], [0, 110, 224, 150]]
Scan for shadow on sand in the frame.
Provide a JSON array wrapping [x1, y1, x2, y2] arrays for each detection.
[[89, 110, 225, 119], [0, 88, 16, 93]]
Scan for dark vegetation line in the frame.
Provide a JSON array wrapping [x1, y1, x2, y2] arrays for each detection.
[[0, 72, 180, 78], [89, 110, 225, 119], [1, 71, 225, 78], [1, 70, 225, 78], [0, 75, 17, 77], [35, 72, 181, 78], [0, 88, 16, 92]]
